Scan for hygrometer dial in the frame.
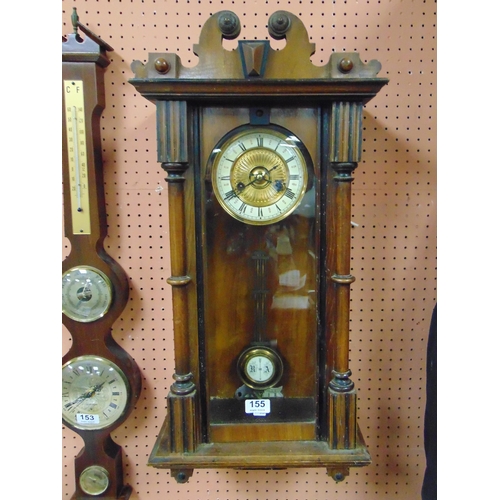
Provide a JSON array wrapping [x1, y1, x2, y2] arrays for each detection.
[[79, 465, 110, 496], [62, 266, 113, 323], [62, 355, 130, 431], [211, 126, 308, 225]]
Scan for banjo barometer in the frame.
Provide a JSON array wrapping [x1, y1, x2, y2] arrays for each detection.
[[63, 9, 142, 499], [130, 10, 387, 483]]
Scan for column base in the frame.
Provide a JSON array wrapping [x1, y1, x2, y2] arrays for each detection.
[[163, 389, 201, 454], [327, 386, 358, 449]]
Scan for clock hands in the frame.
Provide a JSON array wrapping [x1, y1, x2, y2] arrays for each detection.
[[64, 381, 106, 412], [234, 164, 284, 195]]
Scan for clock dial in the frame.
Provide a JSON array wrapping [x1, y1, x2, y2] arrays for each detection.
[[79, 465, 110, 496], [211, 127, 308, 225], [245, 356, 274, 383], [62, 266, 113, 322], [62, 355, 130, 431]]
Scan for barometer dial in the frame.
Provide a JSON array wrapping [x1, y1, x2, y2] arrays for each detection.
[[62, 266, 113, 323]]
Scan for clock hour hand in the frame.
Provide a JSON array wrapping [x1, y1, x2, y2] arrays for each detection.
[[64, 394, 87, 411], [64, 381, 106, 411], [235, 178, 258, 193], [235, 165, 280, 193]]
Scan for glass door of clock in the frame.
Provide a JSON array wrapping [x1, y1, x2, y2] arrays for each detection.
[[199, 106, 322, 444]]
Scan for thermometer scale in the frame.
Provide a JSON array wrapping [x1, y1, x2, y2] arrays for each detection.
[[64, 79, 91, 234]]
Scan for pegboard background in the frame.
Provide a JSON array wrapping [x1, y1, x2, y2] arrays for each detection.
[[61, 1, 436, 498]]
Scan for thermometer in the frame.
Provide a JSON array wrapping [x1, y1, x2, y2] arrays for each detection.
[[64, 79, 91, 234]]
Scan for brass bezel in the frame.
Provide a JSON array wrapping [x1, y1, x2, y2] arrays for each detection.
[[79, 465, 110, 496], [210, 125, 310, 225], [62, 265, 113, 323], [62, 355, 130, 431], [237, 346, 284, 390]]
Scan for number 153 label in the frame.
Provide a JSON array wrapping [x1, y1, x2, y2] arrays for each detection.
[[245, 399, 270, 417], [76, 413, 100, 425]]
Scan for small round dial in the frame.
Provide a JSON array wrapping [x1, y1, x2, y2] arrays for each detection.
[[211, 126, 309, 225], [79, 465, 110, 496], [62, 266, 113, 322], [237, 346, 284, 390], [62, 355, 130, 431], [246, 355, 275, 384]]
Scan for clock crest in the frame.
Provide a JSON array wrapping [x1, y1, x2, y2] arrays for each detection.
[[130, 10, 388, 483]]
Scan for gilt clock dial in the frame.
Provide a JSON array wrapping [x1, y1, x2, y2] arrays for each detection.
[[62, 355, 130, 431], [211, 126, 308, 225]]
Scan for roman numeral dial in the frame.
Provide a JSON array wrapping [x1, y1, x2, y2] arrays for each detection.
[[211, 126, 309, 225], [62, 355, 130, 431]]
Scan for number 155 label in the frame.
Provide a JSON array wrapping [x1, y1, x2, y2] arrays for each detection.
[[245, 399, 270, 417]]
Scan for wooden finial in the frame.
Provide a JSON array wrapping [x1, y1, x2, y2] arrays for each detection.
[[71, 7, 79, 35]]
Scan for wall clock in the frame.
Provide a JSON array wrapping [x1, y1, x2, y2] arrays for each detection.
[[130, 10, 388, 483], [62, 9, 142, 499]]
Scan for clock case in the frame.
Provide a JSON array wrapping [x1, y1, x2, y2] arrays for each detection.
[[130, 11, 388, 483]]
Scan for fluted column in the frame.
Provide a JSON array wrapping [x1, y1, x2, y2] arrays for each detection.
[[157, 100, 200, 459], [325, 102, 363, 450]]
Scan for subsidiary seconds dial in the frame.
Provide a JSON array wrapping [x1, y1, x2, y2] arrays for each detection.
[[211, 126, 309, 225], [237, 346, 284, 390]]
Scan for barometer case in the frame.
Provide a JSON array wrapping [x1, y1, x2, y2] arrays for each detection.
[[62, 10, 142, 499], [130, 10, 388, 483]]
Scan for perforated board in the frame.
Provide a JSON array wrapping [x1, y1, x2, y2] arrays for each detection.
[[62, 1, 436, 498]]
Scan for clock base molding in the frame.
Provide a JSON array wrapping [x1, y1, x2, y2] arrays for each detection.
[[149, 425, 370, 483]]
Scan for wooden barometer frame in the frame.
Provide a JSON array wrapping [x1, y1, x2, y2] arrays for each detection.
[[62, 9, 142, 499]]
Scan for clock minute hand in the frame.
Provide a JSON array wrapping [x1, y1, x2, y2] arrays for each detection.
[[64, 381, 106, 411], [64, 389, 94, 411], [235, 177, 259, 193], [236, 165, 280, 193]]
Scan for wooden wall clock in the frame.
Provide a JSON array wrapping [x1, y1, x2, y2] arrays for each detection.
[[130, 10, 388, 483], [62, 9, 142, 499]]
